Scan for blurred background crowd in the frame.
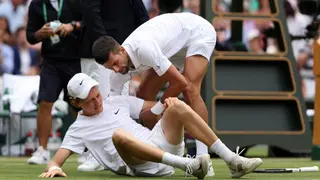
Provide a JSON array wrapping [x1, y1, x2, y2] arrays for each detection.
[[0, 0, 314, 99]]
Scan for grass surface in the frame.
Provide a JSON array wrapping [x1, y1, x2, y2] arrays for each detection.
[[0, 155, 320, 180]]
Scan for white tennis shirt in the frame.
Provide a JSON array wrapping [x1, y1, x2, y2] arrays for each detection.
[[60, 96, 151, 174], [122, 12, 210, 76]]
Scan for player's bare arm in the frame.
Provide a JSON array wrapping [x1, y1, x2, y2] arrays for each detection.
[[139, 98, 185, 129], [139, 41, 188, 103], [39, 148, 72, 178], [141, 100, 157, 111], [139, 100, 161, 129], [159, 65, 187, 103]]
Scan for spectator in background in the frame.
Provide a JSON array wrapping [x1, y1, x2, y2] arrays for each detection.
[[0, 28, 14, 74], [0, 16, 14, 45], [297, 40, 315, 98], [283, 0, 314, 98], [213, 19, 234, 51], [12, 26, 40, 75], [0, 0, 26, 34], [244, 0, 270, 14], [284, 0, 312, 60], [247, 29, 264, 54], [214, 0, 270, 14], [78, 0, 149, 97], [26, 0, 82, 165], [213, 0, 230, 13], [23, 12, 41, 52], [243, 19, 279, 54], [61, 0, 150, 172], [183, 0, 200, 15]]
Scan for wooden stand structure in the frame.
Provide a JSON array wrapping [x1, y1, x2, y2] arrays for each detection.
[[312, 38, 320, 160]]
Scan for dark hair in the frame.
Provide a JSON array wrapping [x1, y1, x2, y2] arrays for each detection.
[[92, 36, 120, 65], [15, 26, 26, 35]]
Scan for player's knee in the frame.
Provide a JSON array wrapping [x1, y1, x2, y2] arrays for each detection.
[[165, 100, 189, 117], [112, 129, 128, 147]]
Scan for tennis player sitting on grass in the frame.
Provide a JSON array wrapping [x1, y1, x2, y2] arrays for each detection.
[[39, 73, 263, 179]]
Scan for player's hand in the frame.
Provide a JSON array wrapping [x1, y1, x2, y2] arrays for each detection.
[[39, 169, 67, 178], [35, 23, 55, 40], [55, 23, 74, 37], [164, 97, 182, 108]]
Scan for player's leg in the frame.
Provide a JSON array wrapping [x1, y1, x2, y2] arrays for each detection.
[[163, 97, 263, 178], [27, 60, 62, 164], [112, 129, 162, 165], [112, 128, 209, 178], [182, 55, 210, 157], [182, 20, 217, 158], [182, 55, 208, 124]]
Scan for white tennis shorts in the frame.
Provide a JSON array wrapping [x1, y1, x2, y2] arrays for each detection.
[[128, 120, 185, 177], [169, 22, 216, 72]]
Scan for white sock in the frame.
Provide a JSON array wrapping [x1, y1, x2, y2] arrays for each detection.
[[209, 139, 235, 162], [161, 152, 190, 170], [196, 140, 208, 157]]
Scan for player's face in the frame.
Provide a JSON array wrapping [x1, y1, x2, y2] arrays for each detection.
[[104, 48, 130, 74], [81, 87, 103, 116]]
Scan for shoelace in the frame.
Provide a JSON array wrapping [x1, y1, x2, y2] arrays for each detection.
[[235, 146, 246, 156], [185, 154, 197, 177], [232, 146, 249, 172]]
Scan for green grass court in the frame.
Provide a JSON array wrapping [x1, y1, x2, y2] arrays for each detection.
[[0, 156, 319, 180], [1, 146, 320, 180], [0, 145, 317, 180]]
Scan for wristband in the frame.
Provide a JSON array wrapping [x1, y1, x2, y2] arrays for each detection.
[[48, 166, 62, 172], [151, 101, 164, 115]]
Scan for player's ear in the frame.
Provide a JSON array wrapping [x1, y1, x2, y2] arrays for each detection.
[[69, 97, 81, 108], [119, 46, 125, 54]]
